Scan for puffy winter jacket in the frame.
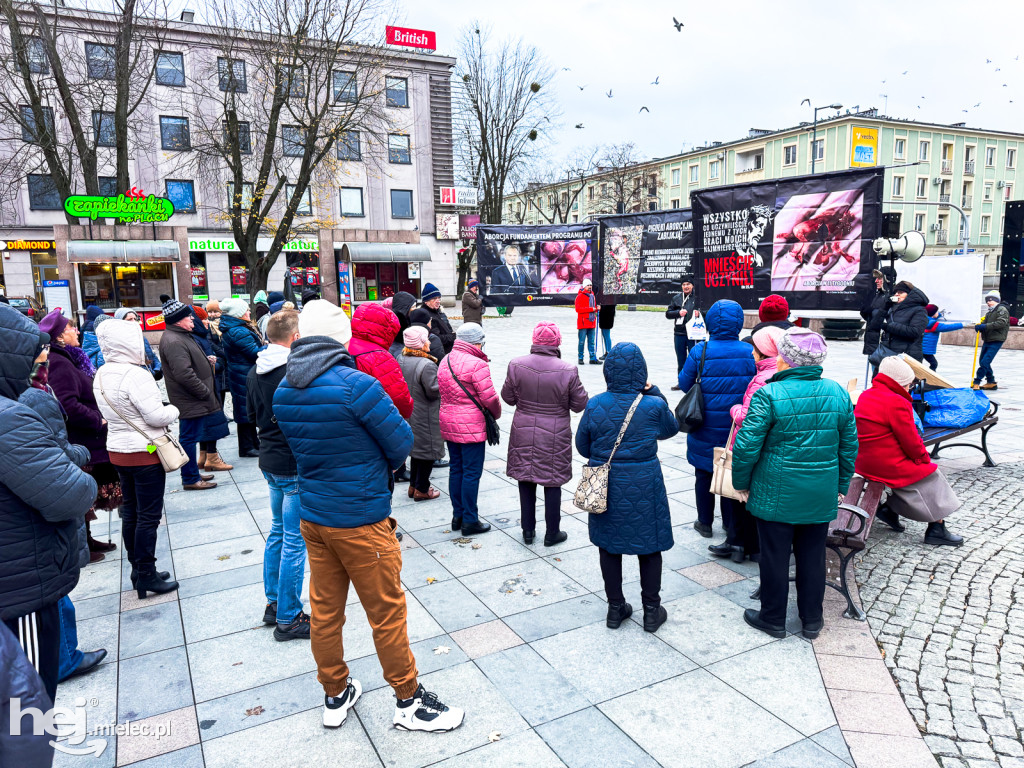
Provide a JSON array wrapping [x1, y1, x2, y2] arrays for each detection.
[[678, 300, 756, 472], [732, 366, 859, 526], [220, 314, 266, 423], [246, 345, 296, 477], [94, 320, 179, 455], [46, 343, 108, 464], [576, 343, 678, 555], [0, 306, 96, 622], [922, 319, 965, 356], [977, 302, 1010, 343], [854, 373, 936, 488], [82, 330, 103, 368], [881, 286, 929, 361], [0, 622, 54, 766], [438, 339, 501, 444], [348, 303, 414, 418], [728, 355, 778, 448], [575, 289, 597, 329], [274, 336, 413, 528], [462, 290, 484, 324]]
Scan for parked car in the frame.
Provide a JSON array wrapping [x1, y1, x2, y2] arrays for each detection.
[[7, 296, 45, 321]]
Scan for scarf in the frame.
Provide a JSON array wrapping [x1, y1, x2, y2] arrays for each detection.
[[57, 342, 96, 378], [403, 348, 437, 363], [30, 361, 49, 390]]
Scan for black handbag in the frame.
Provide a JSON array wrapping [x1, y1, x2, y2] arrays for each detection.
[[675, 342, 707, 433], [447, 358, 501, 446], [868, 342, 898, 368]]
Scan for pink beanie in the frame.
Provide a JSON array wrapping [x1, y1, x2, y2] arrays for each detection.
[[752, 326, 785, 358], [403, 325, 429, 349], [532, 321, 561, 347]]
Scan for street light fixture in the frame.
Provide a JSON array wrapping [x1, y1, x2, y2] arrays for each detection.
[[801, 100, 843, 174]]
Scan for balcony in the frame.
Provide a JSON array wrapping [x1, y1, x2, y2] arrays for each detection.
[[964, 160, 975, 175], [962, 196, 973, 210], [939, 194, 951, 207], [935, 229, 949, 245], [941, 159, 953, 174]]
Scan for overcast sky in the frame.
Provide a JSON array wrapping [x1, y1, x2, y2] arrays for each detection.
[[395, 0, 1024, 165]]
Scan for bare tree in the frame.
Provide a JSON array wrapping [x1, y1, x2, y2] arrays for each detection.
[[454, 23, 556, 226], [589, 142, 662, 216], [524, 146, 599, 225]]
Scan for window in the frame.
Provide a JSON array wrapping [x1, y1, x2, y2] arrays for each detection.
[[385, 76, 408, 108], [85, 42, 115, 79], [918, 140, 929, 161], [547, 194, 554, 207], [279, 64, 305, 98], [20, 105, 54, 144], [388, 133, 411, 164], [709, 160, 720, 180], [670, 198, 680, 208], [286, 184, 312, 215], [217, 57, 247, 93], [390, 188, 413, 218], [670, 168, 680, 186], [336, 130, 360, 160], [914, 213, 926, 231], [783, 145, 797, 166], [984, 183, 992, 200], [600, 184, 607, 196], [340, 187, 363, 217], [27, 174, 60, 209], [281, 125, 305, 157], [913, 177, 926, 198], [894, 138, 905, 159], [93, 111, 116, 147], [985, 146, 996, 167], [26, 37, 48, 74], [1005, 183, 1014, 201], [812, 139, 824, 162], [689, 165, 699, 183], [165, 179, 195, 213], [648, 201, 657, 211], [160, 116, 190, 150], [588, 186, 594, 201], [155, 52, 185, 87], [222, 121, 251, 154], [98, 176, 118, 197], [892, 176, 904, 197], [981, 215, 991, 234], [1007, 148, 1017, 169], [333, 71, 356, 102], [226, 181, 254, 211]]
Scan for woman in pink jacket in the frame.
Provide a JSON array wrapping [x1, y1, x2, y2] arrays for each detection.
[[711, 325, 785, 563], [438, 323, 501, 535]]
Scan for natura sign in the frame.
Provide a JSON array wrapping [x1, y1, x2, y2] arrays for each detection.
[[64, 187, 174, 224]]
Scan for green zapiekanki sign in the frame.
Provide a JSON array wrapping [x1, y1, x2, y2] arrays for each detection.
[[64, 191, 175, 223]]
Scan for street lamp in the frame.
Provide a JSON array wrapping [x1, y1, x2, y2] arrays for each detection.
[[801, 100, 843, 174]]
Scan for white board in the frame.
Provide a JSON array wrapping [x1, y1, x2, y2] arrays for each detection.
[[895, 253, 985, 323], [42, 279, 73, 319]]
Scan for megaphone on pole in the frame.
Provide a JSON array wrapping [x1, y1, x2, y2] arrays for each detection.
[[872, 231, 926, 263]]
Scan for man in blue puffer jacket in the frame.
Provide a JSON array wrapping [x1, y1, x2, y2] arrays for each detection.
[[679, 299, 756, 538], [273, 300, 465, 735]]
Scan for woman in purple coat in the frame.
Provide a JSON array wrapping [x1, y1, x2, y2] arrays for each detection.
[[501, 322, 588, 545]]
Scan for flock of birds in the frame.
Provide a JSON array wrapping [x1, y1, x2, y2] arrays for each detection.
[[880, 55, 1019, 118]]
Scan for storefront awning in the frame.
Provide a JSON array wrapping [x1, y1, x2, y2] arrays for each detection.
[[336, 243, 431, 263], [67, 240, 180, 263]]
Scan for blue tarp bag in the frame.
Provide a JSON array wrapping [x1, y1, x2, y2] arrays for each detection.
[[916, 388, 990, 429]]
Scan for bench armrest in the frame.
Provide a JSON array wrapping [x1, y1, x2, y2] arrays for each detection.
[[834, 503, 869, 538]]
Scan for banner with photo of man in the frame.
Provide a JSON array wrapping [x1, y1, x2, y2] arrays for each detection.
[[597, 209, 693, 304], [476, 223, 598, 305], [690, 167, 884, 311]]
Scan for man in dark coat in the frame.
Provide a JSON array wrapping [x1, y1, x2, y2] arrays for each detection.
[[881, 281, 930, 361], [461, 280, 484, 324], [0, 305, 97, 703], [666, 277, 696, 384], [860, 267, 896, 356], [420, 283, 456, 355]]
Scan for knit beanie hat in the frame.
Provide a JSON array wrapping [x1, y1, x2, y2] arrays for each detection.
[[192, 306, 208, 321], [162, 297, 191, 325], [421, 283, 441, 302], [532, 321, 561, 347], [752, 326, 785, 358], [409, 307, 432, 326], [38, 308, 69, 338], [253, 290, 269, 306], [893, 281, 915, 294], [778, 328, 828, 368], [403, 325, 429, 349], [93, 313, 112, 329], [985, 290, 1001, 302], [113, 307, 134, 320], [926, 304, 939, 317], [581, 278, 593, 289], [758, 294, 789, 323], [205, 299, 221, 314], [219, 298, 248, 318], [878, 356, 915, 388], [298, 299, 351, 345], [468, 279, 480, 291], [456, 322, 485, 345], [268, 291, 285, 305]]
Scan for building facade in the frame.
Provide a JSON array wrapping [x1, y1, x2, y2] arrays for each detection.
[[0, 7, 461, 321]]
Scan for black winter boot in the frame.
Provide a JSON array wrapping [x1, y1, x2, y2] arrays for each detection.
[[130, 568, 170, 588], [924, 521, 964, 547], [643, 602, 668, 633], [136, 571, 179, 599], [606, 601, 633, 629], [875, 505, 905, 532]]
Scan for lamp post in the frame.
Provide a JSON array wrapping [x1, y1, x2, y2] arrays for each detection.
[[801, 100, 843, 174]]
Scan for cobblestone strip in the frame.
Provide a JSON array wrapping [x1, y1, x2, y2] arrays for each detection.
[[857, 464, 1024, 768]]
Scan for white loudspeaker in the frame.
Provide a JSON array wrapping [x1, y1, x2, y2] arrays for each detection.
[[872, 231, 926, 263]]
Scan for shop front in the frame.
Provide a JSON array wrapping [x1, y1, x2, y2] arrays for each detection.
[[337, 243, 429, 308], [0, 237, 58, 307], [188, 235, 315, 303], [66, 240, 180, 321]]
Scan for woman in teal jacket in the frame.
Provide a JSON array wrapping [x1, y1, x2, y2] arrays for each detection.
[[731, 328, 858, 641]]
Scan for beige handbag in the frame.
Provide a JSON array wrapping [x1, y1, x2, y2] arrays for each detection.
[[711, 421, 743, 501], [574, 394, 644, 514], [98, 372, 189, 473]]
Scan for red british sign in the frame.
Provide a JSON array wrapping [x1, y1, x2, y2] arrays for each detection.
[[386, 25, 436, 50]]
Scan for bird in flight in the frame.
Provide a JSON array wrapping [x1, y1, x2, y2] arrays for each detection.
[[974, 102, 981, 107], [577, 85, 587, 90], [606, 89, 613, 98], [639, 106, 649, 113], [651, 76, 660, 85], [562, 67, 571, 71], [575, 123, 584, 129], [672, 17, 683, 31], [902, 70, 908, 75], [996, 68, 1001, 72], [986, 58, 992, 63]]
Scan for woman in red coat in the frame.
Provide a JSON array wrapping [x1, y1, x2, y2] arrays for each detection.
[[348, 303, 414, 419], [854, 356, 963, 546], [575, 279, 600, 365]]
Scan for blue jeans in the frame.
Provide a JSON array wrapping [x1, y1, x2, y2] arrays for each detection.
[[975, 341, 1003, 384], [178, 416, 204, 485], [57, 596, 83, 682], [599, 328, 612, 357], [447, 441, 485, 525], [578, 328, 597, 361], [262, 472, 307, 624]]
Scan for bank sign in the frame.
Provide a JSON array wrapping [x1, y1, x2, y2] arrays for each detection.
[[64, 188, 174, 223], [385, 25, 436, 50]]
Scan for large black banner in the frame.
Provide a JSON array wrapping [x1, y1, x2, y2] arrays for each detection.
[[476, 223, 598, 305], [597, 209, 693, 305], [691, 168, 884, 311]]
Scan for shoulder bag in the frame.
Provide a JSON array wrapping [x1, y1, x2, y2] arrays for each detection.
[[446, 357, 500, 446], [675, 341, 707, 432], [97, 371, 189, 473], [710, 421, 743, 501], [574, 393, 644, 514]]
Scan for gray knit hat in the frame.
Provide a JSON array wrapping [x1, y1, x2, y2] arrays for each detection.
[[778, 328, 828, 368], [93, 313, 112, 329], [456, 322, 485, 345], [161, 297, 191, 325]]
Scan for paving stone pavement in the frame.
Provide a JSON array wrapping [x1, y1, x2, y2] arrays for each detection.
[[51, 304, 1021, 767]]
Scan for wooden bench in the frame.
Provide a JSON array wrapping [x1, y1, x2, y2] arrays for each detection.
[[826, 476, 887, 621], [922, 399, 1000, 468]]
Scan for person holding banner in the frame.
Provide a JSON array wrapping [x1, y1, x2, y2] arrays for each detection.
[[666, 278, 696, 386], [575, 279, 600, 365]]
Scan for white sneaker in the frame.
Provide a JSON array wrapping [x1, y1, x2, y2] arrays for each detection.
[[393, 685, 465, 732], [323, 679, 361, 728]]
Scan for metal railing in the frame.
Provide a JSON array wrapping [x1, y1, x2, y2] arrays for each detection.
[[939, 194, 951, 207], [962, 196, 972, 210], [964, 160, 975, 175], [935, 229, 949, 244], [941, 159, 953, 174]]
